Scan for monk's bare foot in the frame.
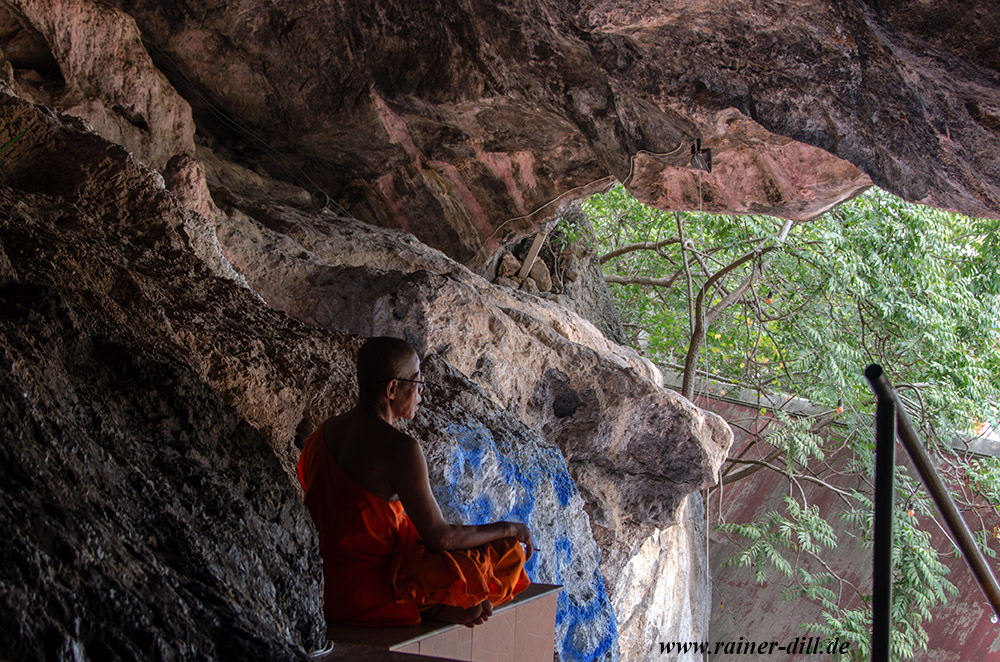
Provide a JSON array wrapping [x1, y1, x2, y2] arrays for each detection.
[[464, 600, 493, 627], [423, 600, 493, 628], [422, 603, 483, 627], [480, 600, 494, 620]]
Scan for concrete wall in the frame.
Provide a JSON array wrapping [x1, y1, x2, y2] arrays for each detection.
[[697, 391, 1000, 659]]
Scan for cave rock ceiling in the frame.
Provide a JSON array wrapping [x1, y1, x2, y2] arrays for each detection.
[[3, 0, 1000, 266]]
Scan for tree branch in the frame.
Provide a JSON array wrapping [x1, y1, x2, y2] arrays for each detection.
[[706, 261, 763, 326], [675, 212, 696, 339], [721, 447, 784, 483], [604, 272, 683, 288], [599, 237, 681, 264], [679, 220, 795, 399], [681, 247, 772, 398], [726, 458, 856, 502]]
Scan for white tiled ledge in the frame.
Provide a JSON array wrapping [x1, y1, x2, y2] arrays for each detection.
[[323, 583, 562, 661]]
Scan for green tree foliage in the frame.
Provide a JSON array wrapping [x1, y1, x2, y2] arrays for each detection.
[[577, 185, 1000, 659]]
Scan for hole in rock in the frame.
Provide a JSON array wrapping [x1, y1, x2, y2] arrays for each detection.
[[0, 3, 64, 90]]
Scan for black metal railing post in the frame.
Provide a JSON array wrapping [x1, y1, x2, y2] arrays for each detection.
[[872, 390, 895, 662], [865, 363, 1000, 660]]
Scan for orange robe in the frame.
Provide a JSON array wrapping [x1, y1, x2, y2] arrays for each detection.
[[297, 423, 530, 626]]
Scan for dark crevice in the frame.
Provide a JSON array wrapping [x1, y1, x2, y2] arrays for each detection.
[[0, 2, 64, 84]]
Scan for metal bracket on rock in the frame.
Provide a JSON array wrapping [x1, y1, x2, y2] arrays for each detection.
[[690, 138, 712, 173]]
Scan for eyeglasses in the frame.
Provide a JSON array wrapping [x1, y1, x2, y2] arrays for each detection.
[[394, 377, 425, 393], [373, 377, 425, 393]]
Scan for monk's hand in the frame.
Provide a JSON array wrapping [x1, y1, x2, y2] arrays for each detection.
[[508, 522, 534, 560]]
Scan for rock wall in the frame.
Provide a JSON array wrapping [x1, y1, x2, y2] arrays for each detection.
[[0, 89, 332, 659], [6, 0, 1000, 269], [1, 0, 195, 170], [488, 208, 629, 345], [613, 493, 710, 662], [415, 356, 616, 660], [0, 78, 729, 660]]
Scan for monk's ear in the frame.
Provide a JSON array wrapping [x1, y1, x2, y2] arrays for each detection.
[[384, 378, 399, 400]]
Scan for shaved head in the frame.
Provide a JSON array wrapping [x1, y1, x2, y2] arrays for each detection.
[[357, 337, 418, 401]]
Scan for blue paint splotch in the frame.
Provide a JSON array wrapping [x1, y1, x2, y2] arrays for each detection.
[[559, 576, 617, 661], [469, 494, 492, 525], [438, 421, 618, 661], [554, 537, 573, 569], [552, 466, 575, 507], [446, 432, 484, 486]]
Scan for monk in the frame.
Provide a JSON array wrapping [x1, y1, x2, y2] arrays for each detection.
[[297, 336, 533, 630]]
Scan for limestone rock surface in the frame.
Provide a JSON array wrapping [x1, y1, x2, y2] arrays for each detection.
[[612, 494, 710, 662], [496, 251, 521, 279], [546, 208, 628, 344], [2, 0, 195, 170], [529, 257, 553, 292], [0, 89, 333, 660], [5, 0, 995, 267]]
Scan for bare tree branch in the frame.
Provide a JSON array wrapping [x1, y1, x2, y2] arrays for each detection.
[[682, 247, 773, 398], [726, 458, 856, 502], [680, 220, 795, 399], [675, 212, 696, 338], [599, 237, 681, 264], [720, 447, 784, 483], [604, 272, 684, 288], [706, 261, 763, 326]]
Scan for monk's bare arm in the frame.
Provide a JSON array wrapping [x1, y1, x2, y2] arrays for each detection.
[[391, 435, 533, 559]]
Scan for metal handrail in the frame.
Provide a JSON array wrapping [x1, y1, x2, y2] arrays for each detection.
[[865, 364, 1000, 660]]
